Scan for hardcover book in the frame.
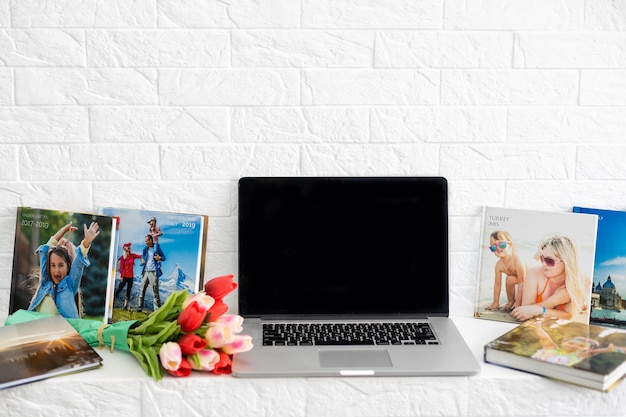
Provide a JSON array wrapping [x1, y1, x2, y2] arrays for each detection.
[[572, 206, 626, 329], [474, 206, 598, 324], [0, 315, 103, 390], [99, 207, 208, 322], [484, 316, 626, 392], [9, 207, 118, 322]]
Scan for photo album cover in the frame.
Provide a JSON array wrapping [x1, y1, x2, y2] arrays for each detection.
[[0, 315, 103, 390], [9, 207, 117, 323], [99, 207, 208, 323], [573, 207, 626, 329], [474, 207, 598, 325]]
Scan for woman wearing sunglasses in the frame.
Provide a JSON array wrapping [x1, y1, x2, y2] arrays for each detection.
[[511, 235, 589, 323], [485, 230, 526, 312]]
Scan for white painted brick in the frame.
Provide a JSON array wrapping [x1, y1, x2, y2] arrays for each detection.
[[585, 0, 626, 30], [90, 107, 229, 143], [576, 145, 626, 179], [0, 69, 12, 104], [370, 107, 506, 143], [231, 107, 368, 143], [514, 33, 626, 68], [159, 69, 300, 105], [440, 144, 576, 180], [19, 144, 159, 180], [0, 107, 88, 143], [158, 0, 300, 28], [15, 69, 158, 105], [12, 0, 156, 28], [442, 70, 578, 105], [302, 0, 442, 29], [232, 30, 373, 68], [93, 181, 231, 217], [375, 31, 512, 68], [303, 69, 439, 105], [0, 0, 9, 27], [448, 181, 506, 215], [87, 30, 229, 67], [160, 145, 300, 179], [300, 144, 439, 176], [505, 181, 626, 212], [508, 107, 626, 142], [0, 145, 16, 179], [581, 70, 626, 105], [0, 30, 84, 66], [0, 182, 93, 216], [446, 0, 584, 30]]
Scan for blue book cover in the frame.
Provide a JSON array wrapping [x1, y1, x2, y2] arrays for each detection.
[[99, 207, 208, 322], [573, 206, 626, 329]]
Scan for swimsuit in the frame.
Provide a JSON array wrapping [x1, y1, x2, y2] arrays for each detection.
[[536, 279, 566, 310]]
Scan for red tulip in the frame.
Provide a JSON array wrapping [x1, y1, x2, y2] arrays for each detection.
[[212, 351, 232, 375], [204, 274, 237, 300], [166, 357, 192, 377], [178, 333, 207, 355], [178, 301, 207, 332], [207, 299, 228, 322]]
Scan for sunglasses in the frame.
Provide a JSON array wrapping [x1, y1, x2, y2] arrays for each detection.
[[489, 241, 508, 252], [540, 255, 562, 268]]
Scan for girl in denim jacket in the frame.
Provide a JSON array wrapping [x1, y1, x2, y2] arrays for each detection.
[[28, 221, 100, 318]]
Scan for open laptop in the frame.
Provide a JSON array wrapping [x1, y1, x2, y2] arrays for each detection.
[[232, 177, 480, 377]]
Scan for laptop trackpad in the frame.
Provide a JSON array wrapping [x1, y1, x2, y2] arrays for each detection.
[[319, 349, 392, 368]]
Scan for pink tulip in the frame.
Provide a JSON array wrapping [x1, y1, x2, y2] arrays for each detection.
[[189, 349, 220, 371], [205, 323, 233, 348], [221, 335, 253, 355], [178, 300, 207, 332], [178, 333, 207, 356], [216, 315, 244, 333], [159, 342, 182, 371], [182, 292, 215, 312]]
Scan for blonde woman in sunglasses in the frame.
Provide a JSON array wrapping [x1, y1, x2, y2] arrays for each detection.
[[485, 230, 526, 312], [511, 236, 589, 323]]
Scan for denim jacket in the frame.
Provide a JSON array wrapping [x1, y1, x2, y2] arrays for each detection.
[[142, 243, 166, 278], [28, 243, 90, 318]]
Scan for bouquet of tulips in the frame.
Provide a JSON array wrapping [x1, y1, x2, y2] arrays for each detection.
[[5, 274, 253, 381], [127, 274, 253, 380]]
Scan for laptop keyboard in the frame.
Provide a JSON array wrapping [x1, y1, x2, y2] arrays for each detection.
[[262, 322, 438, 346]]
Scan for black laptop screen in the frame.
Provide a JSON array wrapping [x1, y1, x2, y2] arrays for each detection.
[[238, 177, 449, 318]]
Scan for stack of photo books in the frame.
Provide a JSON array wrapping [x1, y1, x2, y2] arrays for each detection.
[[477, 206, 626, 391], [4, 205, 210, 390]]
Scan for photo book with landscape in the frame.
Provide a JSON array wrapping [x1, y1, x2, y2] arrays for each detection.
[[573, 206, 626, 329], [475, 206, 598, 325], [99, 207, 208, 323], [484, 316, 626, 392], [0, 315, 103, 390], [9, 207, 118, 323]]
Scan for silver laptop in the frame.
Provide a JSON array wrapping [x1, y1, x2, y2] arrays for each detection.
[[232, 177, 480, 377]]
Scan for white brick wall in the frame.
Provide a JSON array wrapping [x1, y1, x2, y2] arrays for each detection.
[[1, 0, 625, 324]]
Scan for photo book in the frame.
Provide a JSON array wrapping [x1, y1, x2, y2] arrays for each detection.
[[0, 315, 103, 390], [99, 207, 208, 323], [9, 207, 118, 323], [484, 316, 626, 392], [573, 206, 626, 329], [474, 206, 598, 324]]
